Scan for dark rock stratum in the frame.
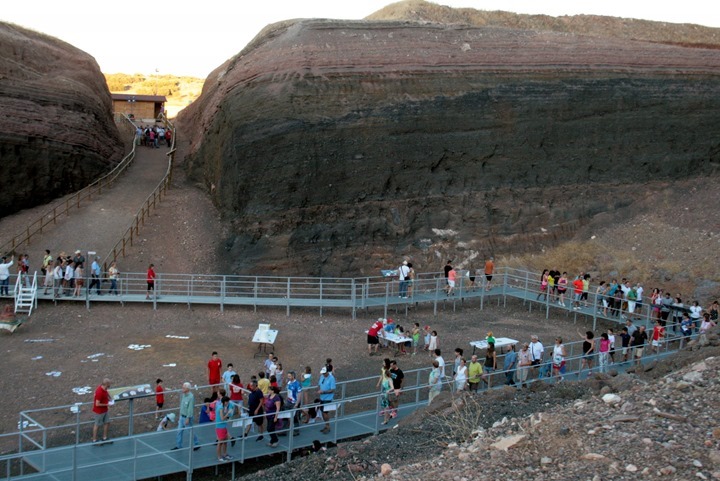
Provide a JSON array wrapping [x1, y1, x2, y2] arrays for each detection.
[[178, 18, 720, 276]]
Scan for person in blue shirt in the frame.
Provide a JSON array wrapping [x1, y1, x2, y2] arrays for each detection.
[[285, 371, 303, 436], [503, 344, 518, 386], [317, 367, 335, 434], [88, 256, 102, 295]]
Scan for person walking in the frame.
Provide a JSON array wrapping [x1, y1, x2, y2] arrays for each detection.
[[108, 261, 119, 295], [454, 357, 468, 391], [264, 386, 283, 448], [92, 378, 112, 444], [317, 367, 336, 434], [503, 344, 518, 386], [484, 256, 495, 291], [146, 263, 156, 300], [517, 343, 532, 388], [388, 360, 405, 419], [174, 382, 200, 451], [88, 256, 102, 295]]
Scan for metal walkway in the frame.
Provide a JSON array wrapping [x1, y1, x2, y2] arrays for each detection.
[[8, 267, 655, 331]]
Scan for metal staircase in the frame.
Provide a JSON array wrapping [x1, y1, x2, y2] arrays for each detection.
[[14, 271, 37, 316]]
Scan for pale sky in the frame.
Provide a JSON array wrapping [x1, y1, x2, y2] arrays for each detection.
[[2, 0, 719, 78]]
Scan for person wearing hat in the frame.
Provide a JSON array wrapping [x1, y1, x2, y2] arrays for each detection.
[[397, 260, 410, 299], [157, 412, 176, 431], [317, 367, 335, 434]]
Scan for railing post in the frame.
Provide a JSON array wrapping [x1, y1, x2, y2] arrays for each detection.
[[220, 276, 225, 313], [524, 271, 529, 306], [319, 278, 323, 318], [502, 271, 507, 307], [384, 282, 389, 319], [286, 278, 291, 317], [415, 370, 421, 405], [254, 276, 258, 313], [351, 278, 357, 320], [434, 277, 440, 316]]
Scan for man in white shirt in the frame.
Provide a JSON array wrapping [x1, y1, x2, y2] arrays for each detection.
[[433, 349, 446, 379], [0, 255, 13, 296], [529, 335, 544, 378], [398, 260, 410, 298]]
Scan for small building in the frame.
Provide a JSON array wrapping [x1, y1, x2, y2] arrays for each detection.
[[111, 93, 166, 120]]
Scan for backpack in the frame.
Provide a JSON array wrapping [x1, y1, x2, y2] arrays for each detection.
[[207, 403, 216, 421]]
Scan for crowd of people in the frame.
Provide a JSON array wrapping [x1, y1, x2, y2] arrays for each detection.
[[91, 350, 347, 463], [135, 124, 172, 148], [394, 257, 496, 298]]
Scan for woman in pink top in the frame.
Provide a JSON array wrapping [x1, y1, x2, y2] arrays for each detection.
[[598, 333, 611, 373]]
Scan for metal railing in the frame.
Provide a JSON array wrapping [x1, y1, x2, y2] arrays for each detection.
[[1, 320, 696, 480], [0, 116, 139, 256], [102, 113, 176, 271]]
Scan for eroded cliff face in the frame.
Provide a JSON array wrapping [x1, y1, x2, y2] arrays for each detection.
[[0, 22, 123, 217], [178, 19, 720, 277]]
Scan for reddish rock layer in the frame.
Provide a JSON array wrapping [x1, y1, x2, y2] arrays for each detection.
[[0, 22, 123, 218], [178, 19, 720, 276]]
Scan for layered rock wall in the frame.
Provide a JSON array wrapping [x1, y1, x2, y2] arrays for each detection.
[[0, 22, 123, 217], [179, 20, 720, 276]]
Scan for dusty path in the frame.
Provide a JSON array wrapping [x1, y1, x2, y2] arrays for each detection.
[[0, 144, 171, 271]]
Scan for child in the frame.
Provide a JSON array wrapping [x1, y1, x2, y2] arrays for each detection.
[[222, 363, 237, 393], [156, 412, 176, 431], [264, 353, 275, 379], [607, 328, 616, 363], [301, 366, 313, 408], [155, 379, 164, 419], [215, 396, 232, 462], [486, 331, 495, 346], [428, 330, 439, 357], [598, 333, 610, 373], [423, 325, 432, 351], [275, 363, 284, 388], [411, 323, 421, 356], [325, 358, 336, 376]]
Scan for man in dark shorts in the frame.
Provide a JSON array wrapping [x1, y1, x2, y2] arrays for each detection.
[[92, 378, 112, 443], [245, 381, 265, 440], [631, 326, 648, 366], [367, 319, 383, 356], [484, 257, 494, 291], [444, 260, 453, 286], [146, 263, 156, 300], [388, 360, 404, 420]]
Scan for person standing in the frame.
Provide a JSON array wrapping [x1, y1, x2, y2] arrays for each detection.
[[552, 338, 567, 380], [529, 335, 544, 378], [264, 386, 282, 448], [428, 360, 443, 404], [53, 259, 64, 297], [222, 363, 237, 393], [388, 360, 404, 419], [208, 352, 222, 394], [0, 255, 13, 297], [92, 378, 112, 444], [517, 343, 532, 388], [155, 378, 165, 419], [482, 343, 497, 388], [146, 263, 156, 300], [650, 320, 666, 354], [174, 382, 200, 450], [484, 256, 495, 291], [579, 330, 595, 374], [630, 326, 648, 366], [317, 367, 336, 434], [88, 256, 102, 295], [43, 259, 54, 294], [454, 357, 468, 391], [367, 318, 383, 356], [41, 249, 52, 277], [398, 260, 410, 299], [285, 371, 303, 435], [244, 381, 265, 440], [503, 344, 518, 386], [215, 396, 233, 461], [467, 354, 483, 393], [433, 349, 446, 380], [108, 261, 119, 295], [447, 267, 457, 296]]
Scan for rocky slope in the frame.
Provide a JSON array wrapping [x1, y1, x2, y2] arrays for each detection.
[[238, 330, 720, 481], [0, 22, 123, 218], [178, 14, 720, 277]]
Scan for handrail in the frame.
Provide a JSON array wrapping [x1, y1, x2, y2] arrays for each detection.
[[102, 113, 176, 271], [0, 115, 138, 256]]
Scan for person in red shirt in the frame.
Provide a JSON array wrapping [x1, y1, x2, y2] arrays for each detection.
[[367, 319, 383, 356], [650, 320, 666, 354], [146, 263, 156, 300], [92, 378, 112, 443], [572, 276, 585, 310], [155, 378, 165, 419], [208, 351, 222, 394]]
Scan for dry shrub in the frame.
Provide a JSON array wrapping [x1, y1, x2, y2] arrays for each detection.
[[425, 393, 485, 444]]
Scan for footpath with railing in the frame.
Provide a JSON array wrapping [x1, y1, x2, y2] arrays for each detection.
[[0, 305, 700, 480], [0, 116, 138, 255], [4, 266, 690, 335], [102, 114, 177, 271]]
